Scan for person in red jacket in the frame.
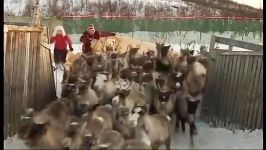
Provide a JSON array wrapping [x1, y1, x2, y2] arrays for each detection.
[[80, 24, 116, 54], [50, 26, 73, 65]]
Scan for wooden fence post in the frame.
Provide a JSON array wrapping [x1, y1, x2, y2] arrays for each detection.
[[228, 35, 235, 52]]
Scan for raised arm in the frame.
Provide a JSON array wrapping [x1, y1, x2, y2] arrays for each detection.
[[99, 31, 116, 38], [80, 32, 88, 43]]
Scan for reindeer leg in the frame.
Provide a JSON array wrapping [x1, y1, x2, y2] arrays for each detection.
[[187, 99, 200, 134], [190, 124, 194, 146], [165, 137, 171, 150], [190, 122, 198, 146], [175, 114, 180, 132], [181, 118, 186, 133]]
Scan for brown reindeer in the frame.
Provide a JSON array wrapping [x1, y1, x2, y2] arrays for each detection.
[[129, 105, 171, 150], [17, 101, 74, 149], [175, 54, 209, 145]]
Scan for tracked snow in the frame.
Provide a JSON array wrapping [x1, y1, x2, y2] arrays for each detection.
[[4, 121, 262, 149]]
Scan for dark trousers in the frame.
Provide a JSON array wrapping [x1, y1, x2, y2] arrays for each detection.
[[54, 49, 67, 64]]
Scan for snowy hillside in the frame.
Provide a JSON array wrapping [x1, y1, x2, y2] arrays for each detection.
[[4, 0, 262, 17]]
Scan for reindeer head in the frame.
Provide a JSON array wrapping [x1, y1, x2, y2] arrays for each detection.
[[61, 83, 79, 98], [140, 72, 153, 83], [142, 60, 154, 73], [155, 78, 173, 105], [18, 120, 50, 147], [129, 105, 147, 127], [160, 45, 171, 58], [80, 133, 97, 150], [112, 89, 131, 108], [120, 68, 132, 80]]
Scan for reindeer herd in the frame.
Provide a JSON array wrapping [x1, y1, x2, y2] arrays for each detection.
[[17, 42, 210, 149]]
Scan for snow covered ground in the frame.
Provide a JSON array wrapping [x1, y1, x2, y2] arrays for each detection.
[[4, 119, 263, 149]]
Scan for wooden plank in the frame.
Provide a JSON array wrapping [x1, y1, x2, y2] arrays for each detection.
[[248, 56, 262, 130], [16, 32, 24, 134], [10, 32, 18, 136], [222, 55, 237, 128], [219, 56, 233, 126], [236, 56, 253, 129], [27, 32, 35, 108], [46, 32, 56, 100], [255, 59, 263, 129], [4, 25, 8, 32], [221, 51, 262, 56], [4, 32, 7, 69], [36, 33, 42, 110], [4, 22, 31, 26], [31, 32, 38, 110], [216, 55, 231, 127], [208, 55, 223, 126], [13, 32, 23, 135], [241, 56, 259, 129], [34, 33, 40, 110], [4, 32, 12, 139], [228, 35, 234, 52], [5, 25, 43, 32], [40, 28, 47, 108], [211, 55, 224, 126], [209, 35, 216, 55], [7, 32, 13, 137], [212, 55, 225, 126], [8, 32, 16, 136], [227, 55, 241, 130], [39, 37, 44, 109], [253, 59, 263, 129], [23, 32, 31, 109], [19, 32, 27, 117], [215, 36, 263, 52], [231, 56, 247, 129]]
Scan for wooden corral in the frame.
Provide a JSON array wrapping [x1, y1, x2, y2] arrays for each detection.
[[4, 25, 56, 139], [201, 35, 263, 130]]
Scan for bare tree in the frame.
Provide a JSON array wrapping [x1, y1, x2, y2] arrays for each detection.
[[47, 0, 61, 16], [22, 0, 34, 16]]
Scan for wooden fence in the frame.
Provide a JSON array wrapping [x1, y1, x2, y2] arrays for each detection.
[[200, 35, 263, 130], [4, 25, 56, 139]]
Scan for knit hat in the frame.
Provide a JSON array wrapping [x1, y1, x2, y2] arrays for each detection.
[[53, 26, 66, 36]]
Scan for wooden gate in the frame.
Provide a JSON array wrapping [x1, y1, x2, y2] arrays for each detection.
[[201, 35, 263, 130], [4, 25, 56, 139]]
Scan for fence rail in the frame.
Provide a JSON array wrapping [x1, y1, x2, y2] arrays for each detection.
[[4, 25, 56, 139], [201, 35, 263, 130]]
